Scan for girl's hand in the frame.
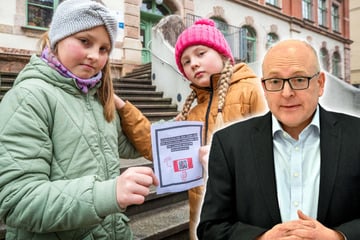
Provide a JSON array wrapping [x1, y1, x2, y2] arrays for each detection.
[[114, 94, 126, 109], [199, 145, 210, 173], [115, 167, 159, 209]]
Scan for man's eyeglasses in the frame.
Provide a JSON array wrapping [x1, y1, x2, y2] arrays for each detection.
[[262, 72, 320, 92]]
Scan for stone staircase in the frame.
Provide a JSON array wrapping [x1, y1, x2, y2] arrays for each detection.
[[0, 64, 189, 239], [113, 63, 179, 122], [0, 72, 17, 102]]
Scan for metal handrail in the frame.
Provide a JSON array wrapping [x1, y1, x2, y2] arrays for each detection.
[[146, 39, 184, 78]]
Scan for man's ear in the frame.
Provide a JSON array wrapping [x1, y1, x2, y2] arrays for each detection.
[[318, 72, 326, 97]]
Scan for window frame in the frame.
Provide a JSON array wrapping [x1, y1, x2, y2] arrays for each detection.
[[332, 51, 341, 78], [266, 0, 279, 7], [302, 0, 313, 21], [26, 0, 62, 29], [319, 47, 329, 71], [318, 0, 327, 27], [331, 3, 340, 32], [266, 32, 279, 49], [140, 0, 170, 16], [240, 26, 257, 63]]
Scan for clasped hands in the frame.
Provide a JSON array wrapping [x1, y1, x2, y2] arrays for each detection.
[[257, 210, 345, 240]]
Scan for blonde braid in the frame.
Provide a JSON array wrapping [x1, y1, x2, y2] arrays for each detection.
[[215, 59, 233, 130], [178, 90, 197, 121]]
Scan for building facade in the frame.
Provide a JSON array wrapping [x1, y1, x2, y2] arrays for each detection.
[[0, 0, 352, 82], [350, 0, 360, 86]]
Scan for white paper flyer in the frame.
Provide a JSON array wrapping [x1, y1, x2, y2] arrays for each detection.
[[151, 121, 204, 194]]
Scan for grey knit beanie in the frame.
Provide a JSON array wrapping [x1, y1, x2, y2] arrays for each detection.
[[49, 0, 118, 50]]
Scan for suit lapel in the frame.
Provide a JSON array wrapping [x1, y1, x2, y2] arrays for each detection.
[[252, 113, 282, 224], [317, 107, 341, 222]]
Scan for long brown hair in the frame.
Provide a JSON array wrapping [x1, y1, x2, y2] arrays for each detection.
[[39, 32, 115, 122]]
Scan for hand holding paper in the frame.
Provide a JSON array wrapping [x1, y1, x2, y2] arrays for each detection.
[[151, 121, 204, 194], [116, 167, 159, 209]]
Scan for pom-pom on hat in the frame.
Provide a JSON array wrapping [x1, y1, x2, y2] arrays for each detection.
[[49, 0, 118, 51], [175, 18, 234, 78]]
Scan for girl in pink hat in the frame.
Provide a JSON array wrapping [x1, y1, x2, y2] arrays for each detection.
[[115, 18, 267, 239], [172, 18, 266, 239]]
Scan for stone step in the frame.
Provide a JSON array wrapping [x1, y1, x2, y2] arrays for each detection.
[[122, 96, 172, 104], [116, 89, 163, 97], [0, 77, 16, 86], [122, 72, 151, 80], [115, 77, 152, 85], [126, 186, 188, 217], [124, 66, 151, 79], [0, 86, 11, 92], [136, 104, 178, 113], [120, 157, 153, 170], [129, 199, 189, 240], [113, 83, 156, 91], [143, 112, 178, 121]]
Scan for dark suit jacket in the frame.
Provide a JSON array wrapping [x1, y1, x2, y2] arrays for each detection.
[[197, 106, 360, 240]]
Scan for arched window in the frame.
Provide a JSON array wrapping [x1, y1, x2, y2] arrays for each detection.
[[266, 32, 279, 49], [240, 26, 257, 63], [212, 18, 229, 36], [332, 51, 341, 78], [319, 47, 329, 71], [211, 18, 238, 62]]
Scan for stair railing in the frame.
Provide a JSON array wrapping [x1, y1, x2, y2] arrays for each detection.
[[149, 17, 192, 111]]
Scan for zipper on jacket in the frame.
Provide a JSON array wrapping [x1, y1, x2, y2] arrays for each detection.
[[85, 94, 92, 110], [204, 76, 215, 145], [86, 94, 117, 239], [86, 94, 110, 179]]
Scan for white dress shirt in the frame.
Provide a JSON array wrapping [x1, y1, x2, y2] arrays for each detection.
[[272, 107, 320, 222]]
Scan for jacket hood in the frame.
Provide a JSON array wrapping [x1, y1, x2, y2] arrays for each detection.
[[232, 62, 258, 83], [14, 54, 100, 96]]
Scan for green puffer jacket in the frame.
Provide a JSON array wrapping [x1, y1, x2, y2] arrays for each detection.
[[0, 55, 141, 240]]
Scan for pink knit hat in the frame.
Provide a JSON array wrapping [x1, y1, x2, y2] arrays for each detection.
[[175, 18, 235, 78]]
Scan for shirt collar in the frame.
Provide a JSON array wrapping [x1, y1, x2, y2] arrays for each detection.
[[272, 105, 320, 137]]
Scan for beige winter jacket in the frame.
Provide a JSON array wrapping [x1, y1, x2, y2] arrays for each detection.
[[185, 63, 266, 239]]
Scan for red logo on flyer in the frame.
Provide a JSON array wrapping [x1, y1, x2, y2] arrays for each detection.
[[173, 158, 193, 172]]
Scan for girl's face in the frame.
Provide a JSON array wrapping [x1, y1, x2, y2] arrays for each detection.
[[56, 25, 111, 79], [181, 45, 224, 87]]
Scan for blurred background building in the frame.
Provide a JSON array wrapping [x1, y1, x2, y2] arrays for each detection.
[[0, 0, 353, 83], [350, 0, 360, 87]]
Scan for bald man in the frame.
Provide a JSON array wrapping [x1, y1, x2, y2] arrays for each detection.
[[197, 39, 360, 240]]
